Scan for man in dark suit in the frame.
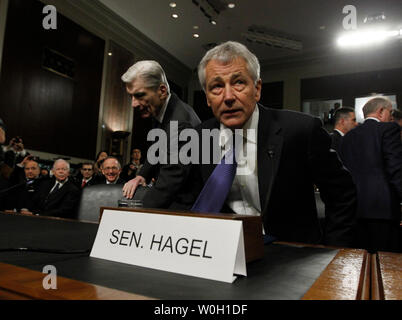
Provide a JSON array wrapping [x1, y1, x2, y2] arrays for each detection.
[[5, 158, 42, 212], [28, 159, 80, 219], [340, 97, 402, 252], [121, 60, 201, 209], [189, 41, 356, 247], [74, 162, 97, 189], [330, 107, 357, 154]]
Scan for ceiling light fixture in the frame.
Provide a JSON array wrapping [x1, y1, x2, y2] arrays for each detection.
[[169, 2, 177, 8], [193, 33, 200, 38], [210, 19, 217, 25], [228, 3, 235, 9], [172, 13, 179, 19], [243, 29, 303, 51], [337, 29, 401, 47]]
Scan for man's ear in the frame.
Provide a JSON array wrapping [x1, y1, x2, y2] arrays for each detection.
[[255, 79, 262, 103], [159, 84, 168, 99]]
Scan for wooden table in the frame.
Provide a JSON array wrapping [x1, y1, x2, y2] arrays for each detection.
[[0, 212, 400, 300]]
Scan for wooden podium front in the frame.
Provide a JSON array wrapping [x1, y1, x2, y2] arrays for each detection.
[[100, 207, 264, 263]]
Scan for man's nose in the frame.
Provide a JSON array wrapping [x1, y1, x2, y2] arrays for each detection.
[[131, 97, 140, 108], [223, 85, 235, 105]]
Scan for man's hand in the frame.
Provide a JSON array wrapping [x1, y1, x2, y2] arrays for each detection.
[[20, 209, 33, 215], [0, 127, 5, 145], [122, 175, 146, 199]]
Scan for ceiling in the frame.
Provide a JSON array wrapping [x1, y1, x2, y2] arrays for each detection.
[[98, 0, 402, 69]]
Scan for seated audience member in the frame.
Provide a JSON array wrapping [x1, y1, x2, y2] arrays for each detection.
[[93, 151, 108, 177], [121, 148, 143, 182], [97, 157, 125, 185], [28, 159, 80, 219], [391, 109, 402, 140], [340, 97, 402, 253], [74, 162, 96, 188], [40, 166, 50, 179], [188, 41, 356, 247], [330, 107, 357, 154], [5, 159, 42, 212]]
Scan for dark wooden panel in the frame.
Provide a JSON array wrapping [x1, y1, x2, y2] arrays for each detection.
[[301, 68, 402, 107], [0, 0, 104, 160], [192, 90, 213, 122]]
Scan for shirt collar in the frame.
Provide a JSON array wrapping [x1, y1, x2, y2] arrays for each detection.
[[365, 117, 380, 122], [154, 93, 171, 124], [334, 129, 345, 136], [219, 104, 259, 147]]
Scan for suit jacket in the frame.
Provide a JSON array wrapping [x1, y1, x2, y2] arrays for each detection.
[[330, 130, 343, 154], [138, 92, 201, 209], [31, 178, 81, 219], [94, 176, 126, 185], [340, 119, 402, 221], [5, 178, 42, 211], [190, 105, 357, 246]]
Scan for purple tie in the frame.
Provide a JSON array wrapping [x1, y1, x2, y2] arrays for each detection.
[[191, 146, 237, 213]]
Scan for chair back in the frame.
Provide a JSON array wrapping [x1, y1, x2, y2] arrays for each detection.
[[76, 184, 123, 222]]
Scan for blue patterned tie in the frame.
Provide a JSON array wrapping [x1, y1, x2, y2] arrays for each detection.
[[191, 145, 237, 213]]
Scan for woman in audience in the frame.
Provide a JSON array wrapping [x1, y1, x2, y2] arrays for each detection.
[[93, 151, 108, 177]]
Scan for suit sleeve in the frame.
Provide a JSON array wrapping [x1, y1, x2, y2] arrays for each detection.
[[309, 118, 357, 247], [382, 123, 402, 199], [142, 122, 195, 208]]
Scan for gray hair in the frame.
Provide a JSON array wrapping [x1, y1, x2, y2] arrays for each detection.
[[198, 41, 261, 91], [52, 159, 70, 170], [363, 97, 392, 118], [101, 156, 121, 170], [121, 60, 170, 93]]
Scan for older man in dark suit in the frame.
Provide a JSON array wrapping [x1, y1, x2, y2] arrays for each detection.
[[189, 41, 356, 247], [121, 60, 200, 209], [340, 97, 402, 252], [28, 159, 80, 219]]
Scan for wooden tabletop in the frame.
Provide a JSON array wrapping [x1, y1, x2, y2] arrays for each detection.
[[0, 263, 153, 300]]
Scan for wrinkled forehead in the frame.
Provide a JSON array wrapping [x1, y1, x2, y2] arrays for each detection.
[[25, 161, 39, 169]]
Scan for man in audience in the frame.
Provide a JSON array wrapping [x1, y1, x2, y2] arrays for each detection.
[[3, 136, 29, 169], [5, 158, 42, 212], [330, 107, 357, 153], [76, 162, 96, 188], [98, 157, 125, 185], [28, 159, 80, 219], [121, 60, 200, 208], [188, 41, 356, 247], [340, 97, 402, 252], [121, 148, 143, 182]]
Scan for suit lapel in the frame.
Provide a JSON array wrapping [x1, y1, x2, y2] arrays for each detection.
[[257, 106, 283, 214]]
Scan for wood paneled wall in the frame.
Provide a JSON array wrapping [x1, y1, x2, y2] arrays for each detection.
[[0, 0, 104, 160], [301, 68, 402, 108]]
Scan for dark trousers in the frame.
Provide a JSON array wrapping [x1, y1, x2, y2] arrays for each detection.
[[354, 219, 400, 253]]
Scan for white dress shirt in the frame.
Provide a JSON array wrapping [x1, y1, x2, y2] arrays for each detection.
[[219, 105, 261, 216]]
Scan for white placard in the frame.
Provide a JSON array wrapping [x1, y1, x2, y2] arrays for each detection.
[[90, 210, 247, 283]]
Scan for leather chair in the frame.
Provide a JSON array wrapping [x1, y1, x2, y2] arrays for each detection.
[[76, 184, 151, 222], [76, 184, 123, 222]]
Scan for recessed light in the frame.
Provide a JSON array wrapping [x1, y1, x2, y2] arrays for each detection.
[[193, 25, 199, 30], [228, 3, 235, 9], [108, 52, 113, 56], [172, 13, 179, 19], [210, 19, 217, 25], [169, 2, 176, 8], [319, 25, 326, 30], [193, 33, 200, 38]]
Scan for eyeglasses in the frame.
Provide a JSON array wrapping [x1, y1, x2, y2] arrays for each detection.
[[103, 167, 119, 171]]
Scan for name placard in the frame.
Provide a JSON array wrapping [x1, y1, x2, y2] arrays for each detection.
[[90, 209, 246, 283]]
